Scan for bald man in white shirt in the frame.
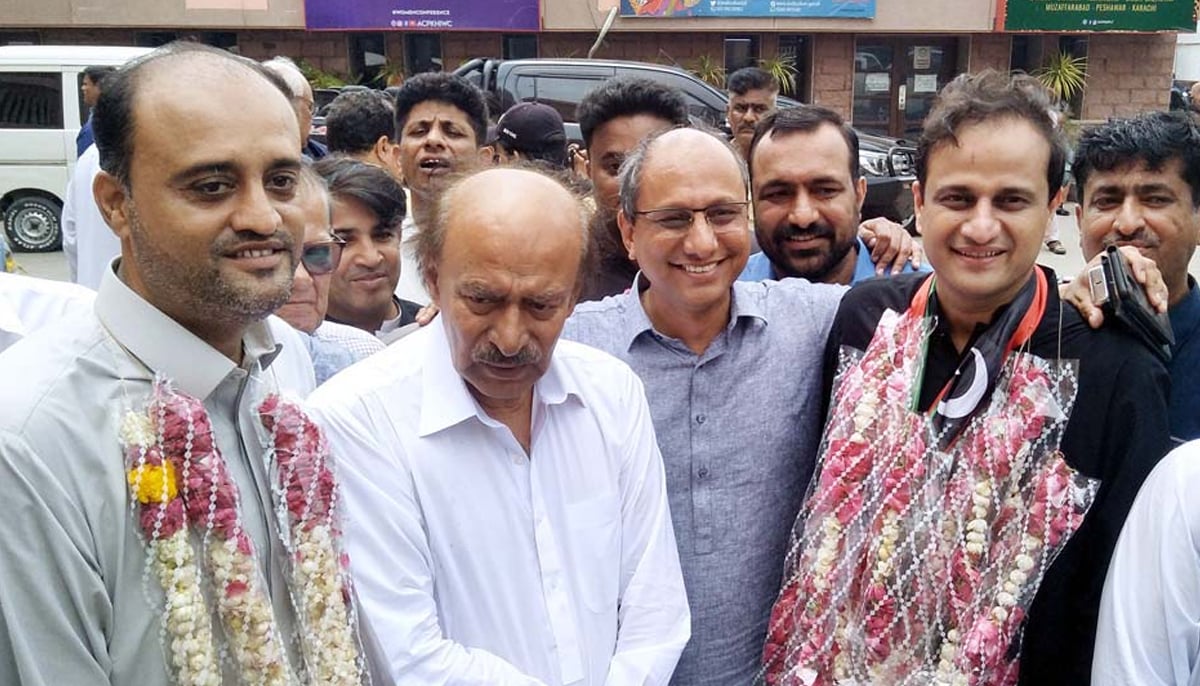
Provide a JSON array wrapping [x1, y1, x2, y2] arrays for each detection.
[[308, 166, 689, 685]]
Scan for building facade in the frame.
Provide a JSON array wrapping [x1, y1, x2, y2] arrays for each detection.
[[0, 0, 1183, 132]]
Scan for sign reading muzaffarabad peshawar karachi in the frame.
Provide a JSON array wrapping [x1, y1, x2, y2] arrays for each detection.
[[998, 0, 1196, 30]]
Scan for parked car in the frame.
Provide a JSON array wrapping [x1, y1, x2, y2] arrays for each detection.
[[454, 57, 916, 223], [0, 45, 151, 252]]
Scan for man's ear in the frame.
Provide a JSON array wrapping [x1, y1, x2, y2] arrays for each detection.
[[424, 265, 440, 304], [92, 170, 131, 239], [617, 208, 637, 262], [854, 175, 868, 212]]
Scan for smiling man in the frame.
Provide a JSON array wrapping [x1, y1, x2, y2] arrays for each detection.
[[563, 127, 847, 685], [763, 71, 1170, 686], [315, 156, 420, 342], [1072, 110, 1200, 442], [0, 43, 391, 684], [309, 166, 689, 685]]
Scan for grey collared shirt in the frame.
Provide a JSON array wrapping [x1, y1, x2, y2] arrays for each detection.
[[562, 276, 845, 686], [0, 264, 318, 685]]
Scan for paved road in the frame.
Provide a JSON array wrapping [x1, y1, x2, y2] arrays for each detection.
[[10, 204, 1199, 284]]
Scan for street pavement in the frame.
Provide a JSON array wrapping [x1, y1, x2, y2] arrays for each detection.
[[10, 203, 1200, 284]]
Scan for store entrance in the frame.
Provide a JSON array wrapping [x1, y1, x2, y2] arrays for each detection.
[[852, 37, 959, 140]]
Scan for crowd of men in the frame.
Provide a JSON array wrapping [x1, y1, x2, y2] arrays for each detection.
[[0, 41, 1197, 685]]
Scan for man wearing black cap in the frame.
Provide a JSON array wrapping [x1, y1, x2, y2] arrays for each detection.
[[494, 102, 569, 169]]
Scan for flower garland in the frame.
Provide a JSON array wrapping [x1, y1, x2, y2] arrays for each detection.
[[762, 307, 1098, 686], [122, 378, 366, 685], [260, 395, 364, 684]]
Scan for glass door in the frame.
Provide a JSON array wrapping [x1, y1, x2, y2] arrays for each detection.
[[853, 37, 959, 139]]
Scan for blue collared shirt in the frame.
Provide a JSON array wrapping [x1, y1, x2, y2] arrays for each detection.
[[562, 275, 845, 686], [1169, 278, 1200, 441], [738, 236, 929, 284]]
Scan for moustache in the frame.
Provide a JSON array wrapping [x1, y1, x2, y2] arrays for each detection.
[[214, 230, 296, 256], [1103, 231, 1160, 252], [777, 222, 836, 243], [473, 343, 542, 368]]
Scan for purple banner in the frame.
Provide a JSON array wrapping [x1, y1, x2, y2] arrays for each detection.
[[305, 0, 541, 31]]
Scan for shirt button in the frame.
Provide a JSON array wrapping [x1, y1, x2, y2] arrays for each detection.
[[698, 467, 709, 478], [696, 414, 706, 424]]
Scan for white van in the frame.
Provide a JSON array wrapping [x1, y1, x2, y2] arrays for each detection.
[[0, 45, 150, 252]]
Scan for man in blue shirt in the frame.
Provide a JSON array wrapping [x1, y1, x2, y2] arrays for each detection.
[[1075, 110, 1200, 442], [75, 66, 113, 157], [740, 105, 928, 285]]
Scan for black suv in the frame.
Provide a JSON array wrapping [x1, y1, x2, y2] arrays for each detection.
[[454, 57, 915, 223]]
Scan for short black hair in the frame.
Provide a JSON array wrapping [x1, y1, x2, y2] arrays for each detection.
[[750, 105, 859, 180], [82, 65, 115, 87], [393, 73, 488, 147], [727, 66, 778, 95], [325, 89, 395, 154], [93, 42, 286, 186], [576, 76, 690, 148], [915, 70, 1066, 199], [312, 156, 407, 232], [1074, 111, 1200, 209]]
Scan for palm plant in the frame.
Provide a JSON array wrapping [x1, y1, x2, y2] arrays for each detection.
[[759, 55, 798, 95], [1035, 52, 1088, 105], [691, 54, 726, 88]]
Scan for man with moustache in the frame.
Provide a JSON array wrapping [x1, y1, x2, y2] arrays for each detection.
[[740, 105, 927, 285], [309, 166, 689, 684], [315, 156, 422, 342], [763, 71, 1170, 685], [275, 167, 384, 383], [1071, 110, 1200, 442], [726, 67, 777, 161], [0, 43, 384, 683], [563, 127, 847, 685], [393, 73, 491, 305]]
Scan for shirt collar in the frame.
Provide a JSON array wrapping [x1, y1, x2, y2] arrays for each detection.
[[94, 259, 282, 399], [615, 272, 768, 351], [417, 320, 581, 437]]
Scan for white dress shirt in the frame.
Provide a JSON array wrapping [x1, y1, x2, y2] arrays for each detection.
[[1094, 439, 1200, 686], [62, 145, 120, 290], [0, 271, 95, 354], [396, 215, 430, 306], [308, 322, 690, 686]]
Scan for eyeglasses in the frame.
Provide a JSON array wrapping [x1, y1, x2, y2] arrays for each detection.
[[300, 237, 345, 276], [632, 201, 750, 233]]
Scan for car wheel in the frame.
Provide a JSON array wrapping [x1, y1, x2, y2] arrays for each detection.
[[3, 195, 63, 253]]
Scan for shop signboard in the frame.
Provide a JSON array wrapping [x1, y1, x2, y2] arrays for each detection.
[[619, 0, 875, 19], [305, 0, 541, 30], [998, 0, 1196, 31]]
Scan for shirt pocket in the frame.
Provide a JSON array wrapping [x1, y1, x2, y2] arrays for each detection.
[[566, 492, 621, 614]]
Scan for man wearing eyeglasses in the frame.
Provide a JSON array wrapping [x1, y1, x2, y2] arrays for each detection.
[[275, 168, 385, 384], [562, 127, 846, 686]]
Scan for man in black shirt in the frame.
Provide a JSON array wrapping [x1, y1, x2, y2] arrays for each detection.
[[763, 71, 1170, 686]]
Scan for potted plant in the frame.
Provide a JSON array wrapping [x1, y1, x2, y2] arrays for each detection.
[[691, 54, 725, 88], [759, 55, 798, 96], [1035, 51, 1088, 112]]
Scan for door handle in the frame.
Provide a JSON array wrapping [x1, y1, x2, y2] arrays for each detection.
[[898, 84, 907, 111]]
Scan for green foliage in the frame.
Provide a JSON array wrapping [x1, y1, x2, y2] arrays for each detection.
[[296, 59, 348, 89], [1035, 52, 1088, 105], [759, 55, 798, 95], [691, 54, 726, 88], [371, 62, 406, 87]]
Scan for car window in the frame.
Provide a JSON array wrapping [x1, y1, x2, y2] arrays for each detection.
[[616, 68, 726, 127], [0, 72, 64, 129], [514, 74, 607, 123]]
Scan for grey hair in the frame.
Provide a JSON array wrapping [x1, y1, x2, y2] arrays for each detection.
[[297, 163, 333, 229], [416, 164, 593, 294], [617, 127, 749, 222]]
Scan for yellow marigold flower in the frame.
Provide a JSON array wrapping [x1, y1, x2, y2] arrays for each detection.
[[128, 462, 178, 504]]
